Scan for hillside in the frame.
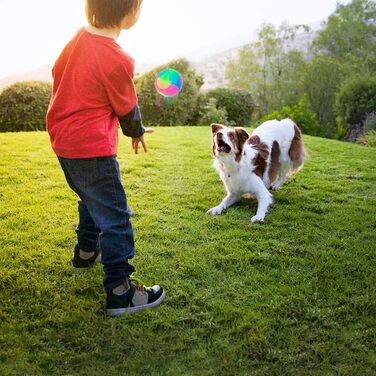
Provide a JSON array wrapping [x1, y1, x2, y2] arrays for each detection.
[[0, 128, 375, 375], [192, 25, 319, 91], [0, 61, 155, 90], [0, 24, 319, 91]]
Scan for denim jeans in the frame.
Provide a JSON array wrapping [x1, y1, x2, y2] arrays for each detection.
[[58, 156, 135, 292]]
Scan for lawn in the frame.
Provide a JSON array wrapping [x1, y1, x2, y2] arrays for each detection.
[[0, 127, 375, 376]]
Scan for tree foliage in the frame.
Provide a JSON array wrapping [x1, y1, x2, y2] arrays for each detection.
[[0, 81, 52, 132], [198, 98, 228, 126], [303, 56, 345, 138], [226, 0, 376, 140], [313, 0, 376, 72], [226, 23, 308, 116], [335, 75, 376, 140], [135, 58, 203, 126], [203, 88, 254, 127]]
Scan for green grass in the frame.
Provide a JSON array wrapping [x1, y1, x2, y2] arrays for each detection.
[[0, 127, 375, 376]]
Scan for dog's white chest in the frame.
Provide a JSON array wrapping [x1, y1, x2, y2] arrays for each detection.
[[220, 164, 250, 194]]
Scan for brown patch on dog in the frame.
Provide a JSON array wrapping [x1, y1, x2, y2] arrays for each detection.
[[211, 123, 225, 155], [268, 141, 281, 184], [247, 135, 261, 145], [288, 123, 306, 170], [211, 123, 225, 134], [252, 142, 269, 178], [234, 127, 250, 162]]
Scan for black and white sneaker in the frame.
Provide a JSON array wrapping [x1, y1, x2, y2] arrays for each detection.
[[72, 244, 101, 268], [106, 278, 166, 316]]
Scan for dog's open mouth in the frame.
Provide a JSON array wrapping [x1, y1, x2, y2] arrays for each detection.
[[217, 139, 231, 153]]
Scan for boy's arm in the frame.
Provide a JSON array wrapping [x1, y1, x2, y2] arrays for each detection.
[[118, 104, 145, 138]]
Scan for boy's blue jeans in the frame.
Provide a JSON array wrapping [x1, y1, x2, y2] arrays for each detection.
[[58, 156, 135, 292]]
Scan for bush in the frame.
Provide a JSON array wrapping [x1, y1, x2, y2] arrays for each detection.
[[258, 96, 320, 135], [303, 56, 345, 138], [335, 75, 376, 141], [0, 81, 52, 132], [358, 130, 376, 147], [135, 59, 204, 126], [198, 98, 228, 125], [364, 111, 376, 132], [204, 88, 254, 127]]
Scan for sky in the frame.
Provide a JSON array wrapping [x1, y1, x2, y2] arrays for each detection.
[[0, 0, 349, 79]]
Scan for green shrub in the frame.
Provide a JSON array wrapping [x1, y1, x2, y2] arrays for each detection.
[[366, 130, 376, 147], [258, 96, 320, 135], [364, 112, 376, 132], [0, 81, 52, 132], [335, 75, 376, 140], [204, 88, 254, 127], [358, 130, 376, 147], [303, 56, 345, 138], [135, 59, 204, 126], [198, 98, 228, 125]]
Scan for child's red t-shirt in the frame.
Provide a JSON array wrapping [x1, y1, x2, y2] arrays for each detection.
[[46, 28, 137, 158]]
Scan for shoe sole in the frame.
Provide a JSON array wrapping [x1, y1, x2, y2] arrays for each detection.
[[106, 290, 166, 316]]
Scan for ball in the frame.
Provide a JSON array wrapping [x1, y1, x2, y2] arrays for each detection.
[[154, 68, 183, 97]]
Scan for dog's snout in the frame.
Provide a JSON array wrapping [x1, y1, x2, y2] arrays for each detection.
[[216, 132, 223, 138]]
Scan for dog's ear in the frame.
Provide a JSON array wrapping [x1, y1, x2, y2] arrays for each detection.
[[211, 123, 225, 134], [234, 127, 250, 145], [247, 135, 261, 145], [233, 127, 250, 162]]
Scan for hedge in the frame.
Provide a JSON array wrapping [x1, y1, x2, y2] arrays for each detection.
[[135, 59, 204, 126], [0, 81, 52, 132]]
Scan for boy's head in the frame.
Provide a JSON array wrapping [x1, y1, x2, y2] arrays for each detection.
[[86, 0, 142, 30]]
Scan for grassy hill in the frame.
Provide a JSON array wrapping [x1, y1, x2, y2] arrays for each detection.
[[0, 127, 375, 375]]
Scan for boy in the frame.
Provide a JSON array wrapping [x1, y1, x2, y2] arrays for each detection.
[[46, 0, 165, 316]]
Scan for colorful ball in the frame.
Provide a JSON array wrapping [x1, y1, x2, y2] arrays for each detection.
[[154, 69, 183, 97]]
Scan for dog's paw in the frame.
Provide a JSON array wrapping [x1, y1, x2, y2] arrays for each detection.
[[271, 180, 285, 190], [271, 182, 283, 190], [207, 206, 224, 216], [251, 214, 265, 223]]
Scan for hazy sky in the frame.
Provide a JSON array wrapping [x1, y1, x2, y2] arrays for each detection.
[[0, 0, 349, 79]]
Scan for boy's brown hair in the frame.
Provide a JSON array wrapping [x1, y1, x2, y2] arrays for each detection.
[[86, 0, 140, 28]]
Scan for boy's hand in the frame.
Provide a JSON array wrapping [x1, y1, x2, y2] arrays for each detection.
[[131, 128, 154, 154]]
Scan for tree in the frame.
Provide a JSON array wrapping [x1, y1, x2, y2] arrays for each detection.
[[303, 56, 345, 138], [268, 50, 307, 112], [313, 0, 376, 73], [226, 22, 309, 117], [135, 59, 204, 126], [204, 88, 254, 127], [226, 44, 262, 99]]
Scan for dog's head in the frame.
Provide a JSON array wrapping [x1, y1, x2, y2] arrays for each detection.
[[211, 124, 249, 162]]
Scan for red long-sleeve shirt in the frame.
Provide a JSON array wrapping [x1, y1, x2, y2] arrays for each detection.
[[46, 28, 137, 158]]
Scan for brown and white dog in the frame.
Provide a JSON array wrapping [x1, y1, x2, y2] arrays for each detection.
[[207, 119, 306, 222]]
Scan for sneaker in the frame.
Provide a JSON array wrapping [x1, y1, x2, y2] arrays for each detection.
[[72, 244, 101, 268], [106, 278, 166, 316]]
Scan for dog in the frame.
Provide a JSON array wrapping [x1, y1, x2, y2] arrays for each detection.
[[207, 119, 306, 222]]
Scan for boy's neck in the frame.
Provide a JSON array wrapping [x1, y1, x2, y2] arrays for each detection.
[[86, 25, 121, 40]]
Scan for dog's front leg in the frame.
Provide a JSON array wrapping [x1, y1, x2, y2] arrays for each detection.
[[251, 179, 273, 223], [207, 193, 240, 216]]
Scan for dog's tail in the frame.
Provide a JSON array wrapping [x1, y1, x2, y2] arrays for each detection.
[[289, 123, 307, 173]]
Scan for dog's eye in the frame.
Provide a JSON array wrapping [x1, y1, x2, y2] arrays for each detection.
[[229, 133, 235, 140]]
